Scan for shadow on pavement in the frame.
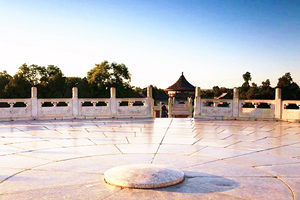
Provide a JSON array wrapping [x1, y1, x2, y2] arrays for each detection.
[[156, 171, 238, 194]]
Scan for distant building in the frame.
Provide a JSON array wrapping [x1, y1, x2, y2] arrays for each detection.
[[164, 72, 195, 118], [165, 72, 195, 99]]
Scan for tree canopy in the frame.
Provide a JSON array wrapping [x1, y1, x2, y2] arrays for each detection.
[[277, 73, 300, 100], [238, 71, 299, 100], [86, 61, 132, 97], [0, 63, 299, 100], [87, 61, 131, 87], [1, 61, 140, 98]]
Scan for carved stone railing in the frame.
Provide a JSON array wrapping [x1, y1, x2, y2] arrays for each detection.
[[282, 100, 300, 121], [0, 86, 154, 121], [0, 86, 299, 122], [200, 99, 233, 118], [38, 98, 73, 119], [171, 100, 193, 117], [0, 99, 32, 120], [238, 99, 275, 119], [79, 98, 111, 118], [193, 87, 299, 122], [116, 98, 153, 117]]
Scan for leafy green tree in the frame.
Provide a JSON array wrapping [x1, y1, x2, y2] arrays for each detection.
[[277, 73, 300, 100], [4, 73, 31, 98], [0, 71, 12, 98], [200, 89, 214, 98], [87, 61, 132, 97], [152, 86, 168, 100], [109, 62, 131, 87], [242, 72, 252, 88], [212, 86, 233, 98], [87, 61, 111, 87], [87, 61, 131, 87], [262, 79, 271, 88], [212, 86, 222, 97], [17, 64, 46, 86], [277, 73, 293, 88], [239, 72, 252, 99], [39, 65, 66, 98], [133, 85, 168, 100], [65, 77, 91, 98], [257, 79, 274, 99], [246, 83, 259, 99]]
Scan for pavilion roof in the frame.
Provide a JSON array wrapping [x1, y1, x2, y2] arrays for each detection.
[[165, 72, 195, 92]]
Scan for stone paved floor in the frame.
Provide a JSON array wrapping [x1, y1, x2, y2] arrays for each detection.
[[0, 118, 299, 200]]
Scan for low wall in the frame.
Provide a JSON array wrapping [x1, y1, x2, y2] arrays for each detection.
[[193, 87, 300, 122], [79, 98, 111, 118], [193, 98, 299, 122], [200, 99, 233, 119], [0, 87, 154, 121], [0, 87, 299, 122], [282, 100, 300, 121], [38, 99, 73, 119], [238, 99, 275, 119], [0, 99, 32, 120]]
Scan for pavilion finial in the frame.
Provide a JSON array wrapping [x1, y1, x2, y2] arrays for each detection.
[[181, 72, 183, 76]]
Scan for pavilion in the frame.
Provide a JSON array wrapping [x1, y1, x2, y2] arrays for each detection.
[[165, 72, 196, 117], [165, 72, 196, 99]]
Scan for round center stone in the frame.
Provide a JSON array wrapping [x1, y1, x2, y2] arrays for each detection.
[[104, 164, 185, 189]]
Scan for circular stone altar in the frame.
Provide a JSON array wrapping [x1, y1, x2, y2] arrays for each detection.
[[104, 164, 185, 189]]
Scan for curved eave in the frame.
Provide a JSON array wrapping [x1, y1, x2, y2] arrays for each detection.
[[165, 73, 196, 92], [164, 88, 195, 92]]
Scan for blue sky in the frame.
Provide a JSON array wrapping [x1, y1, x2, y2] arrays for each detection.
[[0, 0, 299, 89]]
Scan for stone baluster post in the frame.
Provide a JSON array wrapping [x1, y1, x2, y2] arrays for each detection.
[[187, 97, 193, 118], [168, 97, 173, 118], [31, 87, 38, 120], [72, 87, 79, 118], [159, 102, 162, 118], [275, 88, 282, 120], [232, 87, 239, 119], [193, 87, 201, 118], [110, 87, 117, 118], [147, 85, 154, 117]]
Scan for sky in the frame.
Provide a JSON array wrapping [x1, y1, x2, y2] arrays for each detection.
[[0, 0, 299, 89]]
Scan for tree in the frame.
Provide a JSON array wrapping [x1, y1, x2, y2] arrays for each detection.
[[87, 61, 131, 87], [17, 64, 46, 86], [4, 73, 31, 98], [0, 61, 135, 98], [239, 72, 252, 99], [246, 83, 259, 99], [65, 77, 91, 98], [0, 71, 12, 98], [261, 79, 271, 88], [277, 73, 293, 88], [242, 72, 251, 88], [87, 61, 111, 87], [152, 86, 168, 100], [257, 79, 274, 99], [277, 72, 300, 100], [133, 86, 169, 101], [200, 89, 214, 98], [87, 61, 132, 97], [38, 65, 66, 98], [212, 86, 222, 97], [109, 62, 131, 87]]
